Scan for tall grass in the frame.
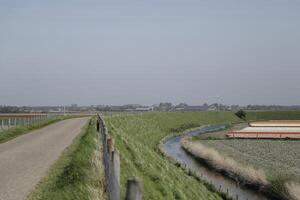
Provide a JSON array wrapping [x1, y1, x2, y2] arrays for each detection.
[[286, 182, 300, 200], [27, 117, 106, 200], [105, 112, 240, 200]]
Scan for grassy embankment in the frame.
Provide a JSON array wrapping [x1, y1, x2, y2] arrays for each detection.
[[105, 111, 241, 200], [183, 111, 300, 200], [27, 117, 106, 200], [0, 115, 77, 144]]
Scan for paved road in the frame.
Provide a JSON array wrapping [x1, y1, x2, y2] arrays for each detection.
[[0, 117, 89, 200]]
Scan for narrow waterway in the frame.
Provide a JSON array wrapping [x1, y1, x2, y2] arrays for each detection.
[[162, 125, 269, 200]]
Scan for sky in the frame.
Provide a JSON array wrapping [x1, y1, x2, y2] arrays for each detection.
[[0, 0, 300, 106]]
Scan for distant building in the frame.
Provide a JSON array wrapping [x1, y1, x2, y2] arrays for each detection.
[[135, 107, 153, 111], [185, 105, 208, 111]]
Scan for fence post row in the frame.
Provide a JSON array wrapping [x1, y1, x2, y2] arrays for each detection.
[[125, 179, 143, 200], [0, 114, 60, 132], [97, 114, 143, 200]]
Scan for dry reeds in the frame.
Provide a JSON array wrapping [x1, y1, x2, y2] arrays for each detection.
[[181, 137, 268, 186], [286, 182, 300, 200]]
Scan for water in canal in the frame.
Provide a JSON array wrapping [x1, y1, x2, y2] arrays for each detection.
[[162, 125, 269, 200]]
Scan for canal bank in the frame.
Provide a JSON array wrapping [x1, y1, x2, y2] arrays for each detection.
[[158, 125, 270, 200]]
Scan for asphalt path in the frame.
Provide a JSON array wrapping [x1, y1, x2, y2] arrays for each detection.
[[0, 117, 89, 200]]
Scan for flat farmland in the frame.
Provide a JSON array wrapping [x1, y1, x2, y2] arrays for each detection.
[[184, 118, 300, 199], [200, 139, 300, 181], [186, 136, 300, 199]]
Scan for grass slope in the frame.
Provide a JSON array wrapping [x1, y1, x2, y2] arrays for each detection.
[[105, 112, 240, 200], [27, 117, 106, 200]]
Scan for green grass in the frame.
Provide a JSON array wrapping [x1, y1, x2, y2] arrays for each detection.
[[0, 116, 75, 144], [105, 111, 241, 200], [27, 117, 106, 200], [246, 110, 300, 121], [105, 111, 300, 200]]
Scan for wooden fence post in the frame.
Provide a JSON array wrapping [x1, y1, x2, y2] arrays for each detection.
[[97, 113, 143, 200], [112, 151, 120, 186], [8, 118, 11, 129], [109, 150, 120, 200], [125, 179, 143, 200], [107, 138, 114, 160], [97, 120, 100, 132]]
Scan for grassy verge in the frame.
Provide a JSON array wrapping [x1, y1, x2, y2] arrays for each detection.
[[0, 116, 75, 144], [105, 111, 240, 200], [27, 117, 106, 200]]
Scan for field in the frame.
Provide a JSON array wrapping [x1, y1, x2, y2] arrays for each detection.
[[105, 111, 300, 200], [246, 111, 300, 121], [199, 139, 300, 181], [186, 121, 300, 199]]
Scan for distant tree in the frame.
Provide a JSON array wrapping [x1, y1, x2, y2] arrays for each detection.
[[235, 109, 247, 120], [158, 102, 173, 111], [176, 103, 188, 108], [0, 106, 20, 113]]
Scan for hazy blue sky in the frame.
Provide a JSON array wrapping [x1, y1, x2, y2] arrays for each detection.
[[1, 1, 300, 106]]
